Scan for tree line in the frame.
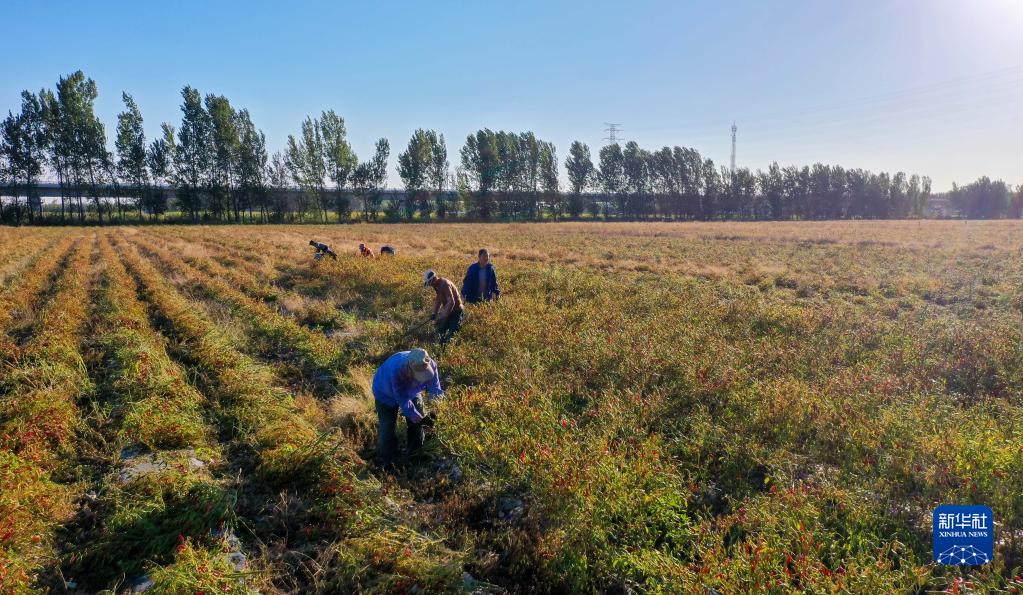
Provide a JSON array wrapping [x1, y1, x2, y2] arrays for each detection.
[[1, 70, 1020, 225]]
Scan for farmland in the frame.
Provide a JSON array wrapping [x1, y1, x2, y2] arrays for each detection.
[[1, 220, 1022, 593]]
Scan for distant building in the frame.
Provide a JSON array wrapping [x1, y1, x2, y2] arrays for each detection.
[[926, 197, 961, 218]]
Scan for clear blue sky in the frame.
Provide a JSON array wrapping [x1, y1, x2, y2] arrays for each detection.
[[3, 0, 1021, 191]]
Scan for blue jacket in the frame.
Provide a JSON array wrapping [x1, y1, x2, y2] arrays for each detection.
[[461, 262, 500, 303], [371, 351, 443, 420]]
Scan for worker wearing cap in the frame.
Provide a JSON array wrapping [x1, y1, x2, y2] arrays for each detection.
[[423, 269, 464, 344], [372, 348, 444, 467]]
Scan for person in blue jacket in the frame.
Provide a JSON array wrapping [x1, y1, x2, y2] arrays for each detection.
[[461, 248, 500, 304], [372, 348, 444, 467]]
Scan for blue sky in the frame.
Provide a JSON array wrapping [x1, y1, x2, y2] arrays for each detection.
[[3, 0, 1021, 191]]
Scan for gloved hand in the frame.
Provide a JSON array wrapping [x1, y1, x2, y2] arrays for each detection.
[[408, 411, 424, 424], [422, 412, 437, 428]]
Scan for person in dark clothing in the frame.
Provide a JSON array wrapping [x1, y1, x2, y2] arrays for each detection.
[[380, 245, 395, 256], [461, 248, 500, 304], [309, 240, 337, 260]]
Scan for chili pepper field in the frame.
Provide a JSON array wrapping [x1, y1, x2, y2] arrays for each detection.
[[1, 221, 1022, 593]]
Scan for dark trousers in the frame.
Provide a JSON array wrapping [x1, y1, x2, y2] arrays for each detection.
[[375, 396, 424, 466], [436, 307, 463, 344]]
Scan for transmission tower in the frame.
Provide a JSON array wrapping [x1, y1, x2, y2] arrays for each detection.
[[603, 122, 622, 144], [730, 122, 737, 173]]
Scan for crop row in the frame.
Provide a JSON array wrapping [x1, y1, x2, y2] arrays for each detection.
[[0, 231, 63, 288], [0, 236, 78, 361], [112, 234, 467, 591], [0, 235, 94, 592], [127, 234, 348, 387], [57, 233, 249, 592], [140, 231, 348, 331], [142, 229, 365, 334], [146, 229, 275, 279]]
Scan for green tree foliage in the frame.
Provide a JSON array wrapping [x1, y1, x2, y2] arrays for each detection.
[[266, 151, 291, 221], [286, 116, 327, 221], [205, 94, 240, 221], [460, 129, 501, 219], [320, 110, 357, 222], [369, 137, 389, 212], [539, 141, 559, 218], [459, 129, 558, 220], [1, 69, 1018, 224], [398, 129, 433, 219], [598, 143, 626, 218], [429, 133, 449, 218], [144, 124, 175, 219], [565, 141, 594, 218], [0, 92, 46, 224], [45, 72, 110, 222], [236, 109, 268, 222], [115, 93, 149, 220], [354, 138, 389, 221], [175, 86, 213, 221], [1009, 185, 1023, 218], [949, 177, 1012, 219]]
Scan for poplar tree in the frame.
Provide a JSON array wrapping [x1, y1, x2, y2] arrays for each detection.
[[565, 141, 594, 218], [236, 109, 268, 222], [206, 94, 240, 220], [320, 110, 357, 222], [429, 132, 449, 218], [286, 116, 326, 221], [115, 92, 149, 220], [175, 86, 213, 221], [398, 129, 433, 219], [145, 123, 175, 219]]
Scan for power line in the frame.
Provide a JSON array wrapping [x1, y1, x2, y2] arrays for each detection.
[[628, 63, 1023, 137], [603, 122, 622, 144]]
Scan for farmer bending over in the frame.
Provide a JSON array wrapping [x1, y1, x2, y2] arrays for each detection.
[[309, 240, 337, 260], [359, 243, 375, 258], [461, 248, 500, 304], [372, 348, 443, 468], [424, 269, 464, 344]]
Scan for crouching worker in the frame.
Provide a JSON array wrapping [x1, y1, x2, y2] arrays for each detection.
[[309, 240, 337, 260], [424, 269, 464, 344], [359, 243, 375, 258], [372, 348, 443, 469]]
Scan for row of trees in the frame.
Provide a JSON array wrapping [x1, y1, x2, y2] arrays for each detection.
[[557, 140, 940, 221], [2, 70, 1021, 224], [945, 177, 1023, 219]]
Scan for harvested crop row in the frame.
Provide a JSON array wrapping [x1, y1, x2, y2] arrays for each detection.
[[113, 235, 467, 592], [64, 233, 250, 593], [128, 235, 348, 383], [0, 231, 59, 288], [141, 232, 288, 305], [148, 229, 274, 277], [93, 235, 213, 452], [0, 235, 95, 592], [0, 236, 78, 361], [142, 231, 352, 331]]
